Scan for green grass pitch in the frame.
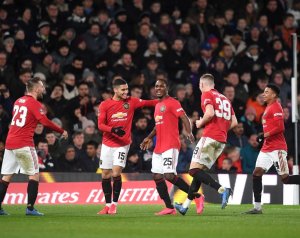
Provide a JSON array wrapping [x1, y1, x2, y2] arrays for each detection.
[[1, 204, 300, 238]]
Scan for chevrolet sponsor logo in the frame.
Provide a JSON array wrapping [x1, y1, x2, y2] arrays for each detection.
[[112, 112, 127, 119], [155, 115, 163, 122]]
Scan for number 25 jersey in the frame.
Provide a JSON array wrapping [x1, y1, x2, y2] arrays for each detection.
[[201, 89, 235, 143]]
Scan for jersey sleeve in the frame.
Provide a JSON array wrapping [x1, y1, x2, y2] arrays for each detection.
[[132, 97, 158, 109], [172, 99, 185, 117], [98, 102, 112, 133], [271, 104, 284, 121], [201, 92, 214, 108], [31, 101, 64, 134]]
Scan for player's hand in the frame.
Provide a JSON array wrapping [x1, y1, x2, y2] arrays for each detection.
[[61, 130, 68, 140], [186, 133, 195, 143], [140, 137, 152, 150], [111, 126, 125, 137], [196, 117, 203, 128], [256, 133, 264, 145]]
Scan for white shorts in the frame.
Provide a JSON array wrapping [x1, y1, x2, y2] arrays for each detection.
[[151, 148, 179, 175], [99, 144, 130, 169], [192, 137, 226, 169], [255, 150, 289, 175], [1, 147, 39, 176]]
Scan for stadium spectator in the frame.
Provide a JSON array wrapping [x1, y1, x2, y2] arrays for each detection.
[[36, 139, 56, 172], [177, 135, 193, 173], [216, 158, 237, 174], [227, 122, 249, 148], [45, 131, 65, 162], [46, 84, 68, 120], [240, 134, 260, 174], [81, 140, 100, 172], [57, 145, 83, 172]]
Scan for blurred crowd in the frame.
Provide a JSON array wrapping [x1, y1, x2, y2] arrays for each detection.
[[0, 0, 299, 174]]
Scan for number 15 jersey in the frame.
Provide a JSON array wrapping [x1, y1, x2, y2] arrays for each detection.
[[201, 89, 235, 143]]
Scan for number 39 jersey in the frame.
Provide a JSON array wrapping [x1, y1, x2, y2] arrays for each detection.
[[5, 95, 64, 149], [201, 89, 235, 143]]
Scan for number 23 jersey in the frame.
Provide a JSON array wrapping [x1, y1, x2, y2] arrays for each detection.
[[201, 89, 235, 143], [6, 95, 63, 149]]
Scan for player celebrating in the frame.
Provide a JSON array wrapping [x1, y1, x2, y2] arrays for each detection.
[[175, 73, 238, 215], [244, 84, 300, 214], [141, 78, 204, 216], [97, 78, 157, 215], [0, 77, 68, 216]]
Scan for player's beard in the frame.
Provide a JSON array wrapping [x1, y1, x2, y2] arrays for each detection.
[[37, 92, 43, 100]]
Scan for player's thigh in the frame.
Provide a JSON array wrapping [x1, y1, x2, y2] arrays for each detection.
[[112, 145, 130, 168], [255, 151, 274, 172], [1, 149, 20, 175], [16, 147, 39, 175], [161, 149, 179, 175], [270, 150, 289, 175], [151, 152, 163, 174], [100, 144, 114, 169], [192, 137, 222, 169]]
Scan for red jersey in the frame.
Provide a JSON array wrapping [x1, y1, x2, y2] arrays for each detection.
[[154, 96, 185, 153], [261, 101, 287, 152], [5, 95, 64, 149], [201, 89, 235, 143], [98, 97, 157, 147]]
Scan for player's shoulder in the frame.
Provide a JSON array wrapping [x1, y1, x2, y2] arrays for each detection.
[[271, 101, 283, 113], [164, 96, 180, 105], [17, 95, 39, 107], [128, 96, 145, 104], [100, 98, 113, 106]]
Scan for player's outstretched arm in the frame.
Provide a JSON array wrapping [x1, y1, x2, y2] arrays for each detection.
[[39, 116, 64, 134], [140, 127, 156, 150]]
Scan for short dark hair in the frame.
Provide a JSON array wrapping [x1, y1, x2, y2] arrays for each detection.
[[112, 78, 127, 88], [52, 83, 64, 92], [27, 77, 43, 92], [37, 139, 48, 144], [266, 83, 280, 97], [86, 140, 98, 149], [156, 77, 168, 87]]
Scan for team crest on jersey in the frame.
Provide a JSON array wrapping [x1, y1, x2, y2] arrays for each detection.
[[123, 102, 129, 109], [160, 105, 166, 112]]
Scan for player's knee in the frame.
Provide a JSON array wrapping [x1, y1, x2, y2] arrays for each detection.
[[153, 173, 163, 181], [281, 175, 289, 184], [189, 168, 201, 177], [252, 168, 264, 177], [164, 173, 175, 182], [2, 175, 13, 183]]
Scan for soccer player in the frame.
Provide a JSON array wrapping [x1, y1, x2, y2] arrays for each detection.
[[97, 78, 158, 215], [175, 73, 238, 215], [0, 77, 68, 216], [140, 78, 203, 216], [244, 84, 300, 214]]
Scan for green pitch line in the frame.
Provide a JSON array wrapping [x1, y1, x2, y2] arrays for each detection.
[[0, 204, 300, 238]]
